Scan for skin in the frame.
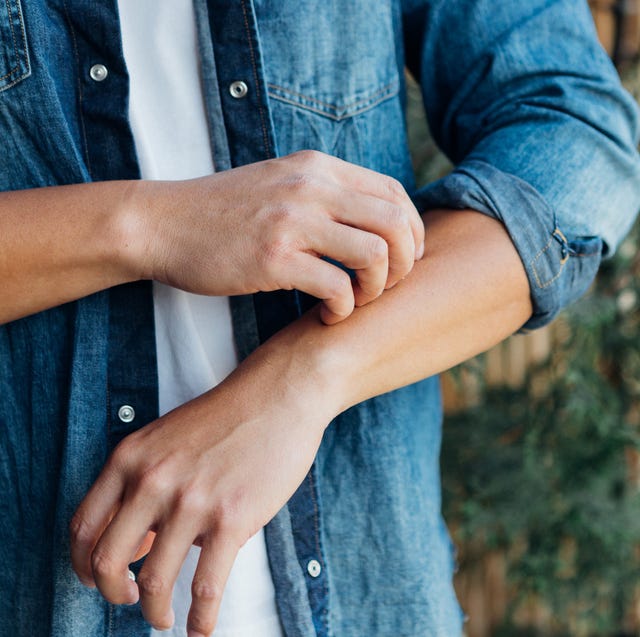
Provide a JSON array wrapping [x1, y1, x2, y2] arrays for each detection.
[[0, 151, 423, 326], [68, 208, 531, 637], [1, 150, 532, 636]]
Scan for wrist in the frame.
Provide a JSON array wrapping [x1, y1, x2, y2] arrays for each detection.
[[261, 308, 357, 424], [109, 179, 159, 283]]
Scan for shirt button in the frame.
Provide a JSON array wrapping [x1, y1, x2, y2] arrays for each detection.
[[229, 80, 248, 98], [117, 405, 135, 423], [89, 64, 108, 82], [306, 559, 322, 578]]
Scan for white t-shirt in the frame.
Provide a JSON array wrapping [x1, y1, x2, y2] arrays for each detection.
[[117, 2, 284, 635]]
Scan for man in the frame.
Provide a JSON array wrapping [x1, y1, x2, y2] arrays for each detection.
[[1, 1, 639, 636]]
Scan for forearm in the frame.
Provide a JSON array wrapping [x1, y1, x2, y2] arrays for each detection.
[[71, 206, 531, 632], [0, 151, 423, 326], [268, 208, 533, 414], [0, 181, 142, 324]]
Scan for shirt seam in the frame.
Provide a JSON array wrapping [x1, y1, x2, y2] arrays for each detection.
[[267, 86, 399, 122], [61, 0, 93, 177], [0, 0, 20, 81], [240, 0, 272, 159]]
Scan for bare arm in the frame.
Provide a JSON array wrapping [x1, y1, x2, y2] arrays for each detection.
[[299, 208, 532, 408], [0, 151, 423, 325], [0, 181, 139, 323], [70, 207, 532, 636]]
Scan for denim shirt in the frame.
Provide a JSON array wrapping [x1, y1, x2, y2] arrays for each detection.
[[1, 1, 639, 636]]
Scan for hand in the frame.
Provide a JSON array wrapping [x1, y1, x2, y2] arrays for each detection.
[[132, 150, 424, 324], [69, 328, 340, 636]]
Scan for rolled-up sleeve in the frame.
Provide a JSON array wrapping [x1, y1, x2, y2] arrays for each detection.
[[404, 0, 640, 329]]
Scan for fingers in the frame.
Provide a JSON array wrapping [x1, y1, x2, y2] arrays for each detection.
[[89, 498, 156, 605], [69, 462, 126, 587], [339, 161, 425, 258], [290, 151, 425, 260], [308, 221, 389, 307], [290, 253, 355, 323], [187, 534, 238, 637], [324, 191, 419, 290], [137, 518, 198, 630]]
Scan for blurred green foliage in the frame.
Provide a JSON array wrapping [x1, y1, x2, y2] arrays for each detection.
[[407, 68, 640, 635]]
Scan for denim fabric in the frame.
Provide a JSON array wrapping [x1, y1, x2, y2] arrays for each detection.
[[1, 1, 639, 636]]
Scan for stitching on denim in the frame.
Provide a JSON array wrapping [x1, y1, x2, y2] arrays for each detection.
[[268, 86, 399, 122], [267, 80, 398, 114], [0, 0, 30, 92], [307, 470, 322, 560], [571, 252, 596, 258], [0, 0, 20, 81], [61, 0, 92, 176], [308, 467, 330, 629], [14, 0, 26, 56], [240, 0, 272, 158], [531, 234, 565, 289], [107, 602, 113, 637]]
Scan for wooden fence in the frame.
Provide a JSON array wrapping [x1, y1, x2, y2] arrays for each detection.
[[444, 6, 640, 634], [590, 0, 640, 70], [442, 327, 554, 414]]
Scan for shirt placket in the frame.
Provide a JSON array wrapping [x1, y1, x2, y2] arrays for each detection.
[[63, 1, 158, 634], [198, 1, 331, 635]]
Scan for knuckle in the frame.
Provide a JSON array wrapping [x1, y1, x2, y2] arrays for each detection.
[[213, 502, 243, 539], [174, 486, 207, 517], [189, 574, 226, 634], [91, 548, 118, 580], [325, 271, 352, 303], [69, 513, 93, 547], [291, 148, 324, 167], [283, 171, 314, 193], [260, 231, 297, 274], [110, 436, 137, 471], [364, 235, 388, 263], [137, 465, 172, 497], [191, 577, 223, 605], [267, 203, 295, 228], [137, 571, 166, 598], [383, 176, 406, 202], [382, 203, 409, 232]]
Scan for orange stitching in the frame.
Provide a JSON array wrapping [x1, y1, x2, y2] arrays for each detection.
[[531, 235, 566, 289]]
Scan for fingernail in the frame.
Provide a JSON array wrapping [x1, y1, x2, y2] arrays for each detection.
[[128, 569, 136, 582], [416, 241, 425, 260], [187, 631, 206, 637]]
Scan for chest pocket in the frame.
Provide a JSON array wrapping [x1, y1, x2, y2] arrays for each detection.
[[0, 0, 30, 92], [256, 0, 399, 122]]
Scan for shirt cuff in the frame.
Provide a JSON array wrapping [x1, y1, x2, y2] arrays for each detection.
[[413, 159, 603, 330]]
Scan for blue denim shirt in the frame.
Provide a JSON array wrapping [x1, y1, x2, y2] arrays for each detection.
[[1, 1, 639, 636]]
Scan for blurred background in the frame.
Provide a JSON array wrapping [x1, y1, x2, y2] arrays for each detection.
[[406, 2, 640, 635]]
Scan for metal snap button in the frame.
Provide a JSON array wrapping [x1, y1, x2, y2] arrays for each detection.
[[307, 559, 322, 578], [117, 405, 135, 423], [89, 64, 108, 82], [229, 80, 248, 98]]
